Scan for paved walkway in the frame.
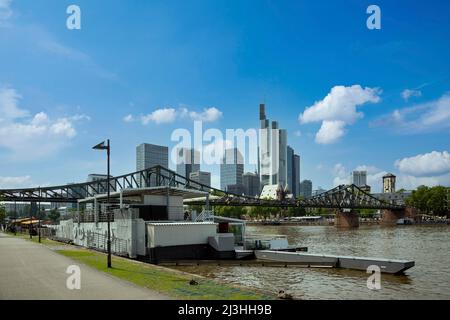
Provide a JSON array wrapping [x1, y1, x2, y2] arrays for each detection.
[[0, 232, 169, 300]]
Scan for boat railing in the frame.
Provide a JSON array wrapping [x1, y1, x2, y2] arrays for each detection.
[[243, 234, 289, 250], [244, 234, 288, 241]]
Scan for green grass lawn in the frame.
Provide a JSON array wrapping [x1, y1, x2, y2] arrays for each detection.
[[57, 249, 273, 300], [4, 231, 272, 299]]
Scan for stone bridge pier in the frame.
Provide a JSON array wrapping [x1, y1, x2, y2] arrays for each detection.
[[335, 210, 360, 228], [381, 206, 418, 225]]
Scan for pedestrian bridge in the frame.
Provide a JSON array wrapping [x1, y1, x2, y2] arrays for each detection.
[[0, 165, 404, 211]]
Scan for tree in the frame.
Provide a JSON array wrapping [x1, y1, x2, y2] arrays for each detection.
[[9, 210, 18, 219], [406, 186, 450, 216], [214, 205, 247, 219], [0, 205, 6, 225], [427, 186, 447, 216], [22, 204, 31, 217], [406, 185, 429, 212], [48, 209, 60, 223], [0, 195, 6, 223]]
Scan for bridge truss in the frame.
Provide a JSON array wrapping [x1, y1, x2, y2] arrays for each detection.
[[0, 165, 404, 210]]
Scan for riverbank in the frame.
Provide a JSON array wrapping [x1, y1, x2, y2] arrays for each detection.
[[4, 232, 273, 300], [246, 218, 450, 226], [173, 224, 450, 300], [246, 220, 380, 226]]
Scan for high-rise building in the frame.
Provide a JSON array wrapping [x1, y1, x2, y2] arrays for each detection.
[[220, 148, 244, 192], [294, 154, 300, 197], [287, 146, 293, 192], [259, 104, 287, 189], [136, 143, 168, 187], [176, 148, 200, 179], [67, 183, 86, 199], [312, 187, 326, 197], [299, 180, 312, 199], [87, 174, 114, 195], [242, 172, 260, 197], [189, 171, 211, 187], [286, 146, 300, 197], [383, 173, 396, 193], [351, 171, 367, 187], [227, 184, 245, 195]]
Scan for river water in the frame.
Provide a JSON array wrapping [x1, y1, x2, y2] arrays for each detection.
[[173, 224, 450, 299]]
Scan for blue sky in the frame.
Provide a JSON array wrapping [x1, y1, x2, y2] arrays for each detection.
[[0, 0, 450, 192]]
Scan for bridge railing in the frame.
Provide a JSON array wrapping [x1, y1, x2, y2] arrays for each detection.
[[0, 165, 406, 210]]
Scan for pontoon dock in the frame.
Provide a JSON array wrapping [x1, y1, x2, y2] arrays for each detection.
[[254, 250, 415, 274]]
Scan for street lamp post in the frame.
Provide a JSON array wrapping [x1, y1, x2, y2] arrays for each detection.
[[93, 139, 112, 268], [38, 187, 41, 243], [29, 201, 33, 239]]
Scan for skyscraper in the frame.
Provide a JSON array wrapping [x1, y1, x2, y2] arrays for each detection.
[[299, 180, 312, 199], [176, 148, 200, 179], [242, 172, 260, 197], [287, 146, 293, 192], [293, 154, 300, 197], [351, 171, 367, 187], [136, 143, 168, 187], [286, 146, 301, 197], [189, 171, 211, 187], [87, 174, 114, 195], [220, 148, 244, 192], [259, 104, 287, 189]]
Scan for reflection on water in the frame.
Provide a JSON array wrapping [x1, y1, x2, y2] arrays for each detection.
[[173, 224, 450, 299]]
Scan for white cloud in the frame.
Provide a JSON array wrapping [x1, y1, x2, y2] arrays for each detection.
[[397, 173, 450, 190], [315, 120, 346, 144], [141, 108, 177, 124], [401, 89, 422, 101], [0, 86, 83, 159], [299, 85, 381, 144], [332, 163, 348, 186], [293, 130, 302, 137], [395, 151, 450, 177], [31, 112, 49, 125], [0, 175, 32, 189], [332, 163, 387, 192], [50, 118, 76, 138], [393, 150, 450, 189], [136, 106, 223, 125], [188, 107, 222, 122], [0, 87, 28, 120], [332, 153, 450, 193], [123, 114, 134, 123], [0, 0, 12, 23], [371, 92, 450, 133], [71, 114, 91, 122]]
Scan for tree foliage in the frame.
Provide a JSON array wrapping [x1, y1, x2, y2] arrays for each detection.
[[48, 209, 60, 222], [406, 186, 449, 216], [0, 203, 5, 224]]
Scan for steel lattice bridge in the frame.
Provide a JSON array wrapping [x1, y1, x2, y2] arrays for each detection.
[[0, 165, 404, 210]]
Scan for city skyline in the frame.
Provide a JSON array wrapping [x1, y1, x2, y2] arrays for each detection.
[[1, 1, 450, 192]]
